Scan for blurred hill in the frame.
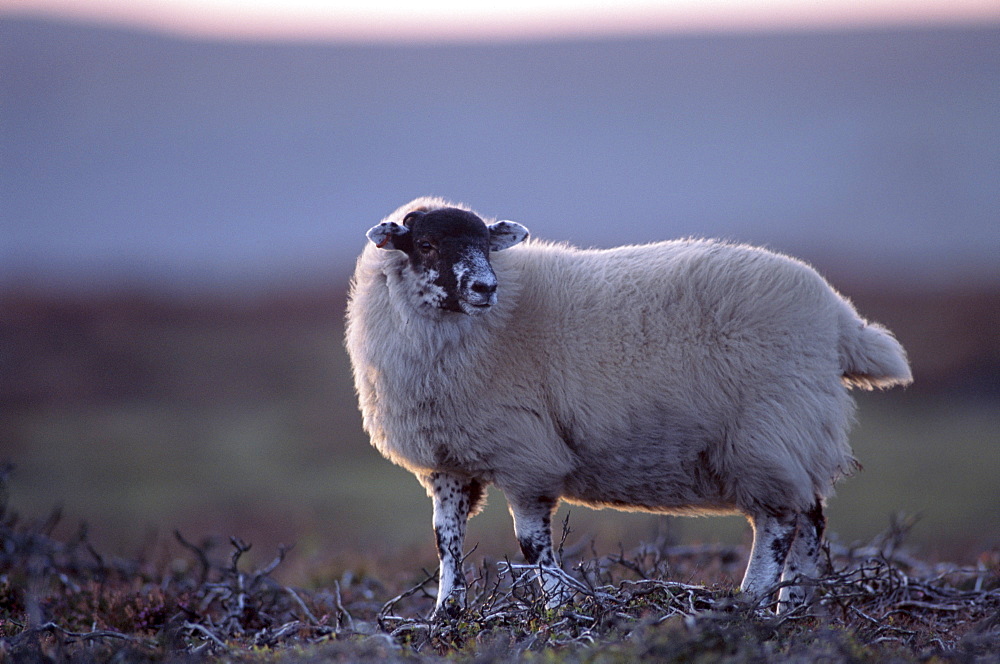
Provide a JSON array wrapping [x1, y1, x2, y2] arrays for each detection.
[[1, 283, 996, 410], [2, 17, 999, 289]]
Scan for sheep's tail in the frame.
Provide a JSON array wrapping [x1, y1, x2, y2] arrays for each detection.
[[838, 305, 913, 391]]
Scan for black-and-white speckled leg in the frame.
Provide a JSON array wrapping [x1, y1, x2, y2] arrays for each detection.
[[508, 496, 576, 608], [429, 472, 482, 618], [778, 500, 826, 611], [741, 511, 798, 607]]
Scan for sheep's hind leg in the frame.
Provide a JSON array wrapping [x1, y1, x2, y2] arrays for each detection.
[[508, 496, 576, 608], [741, 511, 798, 608], [429, 472, 483, 618], [778, 499, 826, 611]]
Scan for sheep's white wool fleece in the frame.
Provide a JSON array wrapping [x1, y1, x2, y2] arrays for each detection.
[[345, 224, 910, 519]]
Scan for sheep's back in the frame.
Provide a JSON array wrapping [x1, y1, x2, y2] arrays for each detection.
[[500, 240, 842, 409]]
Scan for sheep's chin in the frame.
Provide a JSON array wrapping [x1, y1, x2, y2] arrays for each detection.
[[458, 300, 494, 316]]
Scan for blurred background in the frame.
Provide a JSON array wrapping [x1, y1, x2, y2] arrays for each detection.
[[2, 0, 999, 576]]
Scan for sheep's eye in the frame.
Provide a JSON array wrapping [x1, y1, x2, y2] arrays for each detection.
[[417, 241, 435, 254]]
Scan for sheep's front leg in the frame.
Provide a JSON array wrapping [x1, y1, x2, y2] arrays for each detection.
[[778, 500, 826, 610], [429, 472, 480, 618], [741, 511, 798, 607], [508, 496, 575, 608]]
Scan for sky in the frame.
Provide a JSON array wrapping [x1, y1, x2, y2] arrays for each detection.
[[2, 0, 999, 41]]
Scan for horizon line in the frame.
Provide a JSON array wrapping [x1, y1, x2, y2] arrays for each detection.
[[3, 5, 1000, 45]]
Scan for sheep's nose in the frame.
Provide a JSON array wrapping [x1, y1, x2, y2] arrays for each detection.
[[470, 281, 497, 296]]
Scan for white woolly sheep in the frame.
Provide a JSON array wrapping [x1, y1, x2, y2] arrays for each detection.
[[344, 197, 912, 616]]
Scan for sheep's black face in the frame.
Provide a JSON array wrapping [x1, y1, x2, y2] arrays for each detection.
[[367, 205, 529, 316], [402, 208, 497, 315]]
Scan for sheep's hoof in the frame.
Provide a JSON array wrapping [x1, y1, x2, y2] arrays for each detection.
[[431, 593, 466, 621], [537, 566, 583, 610], [541, 585, 577, 611]]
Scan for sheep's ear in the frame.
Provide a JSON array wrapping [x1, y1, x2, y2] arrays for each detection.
[[366, 221, 411, 251], [488, 220, 529, 252]]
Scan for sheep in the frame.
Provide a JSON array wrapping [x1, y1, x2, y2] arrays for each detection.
[[344, 196, 913, 616]]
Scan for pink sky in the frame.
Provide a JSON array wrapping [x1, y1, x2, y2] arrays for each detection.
[[1, 0, 998, 41]]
